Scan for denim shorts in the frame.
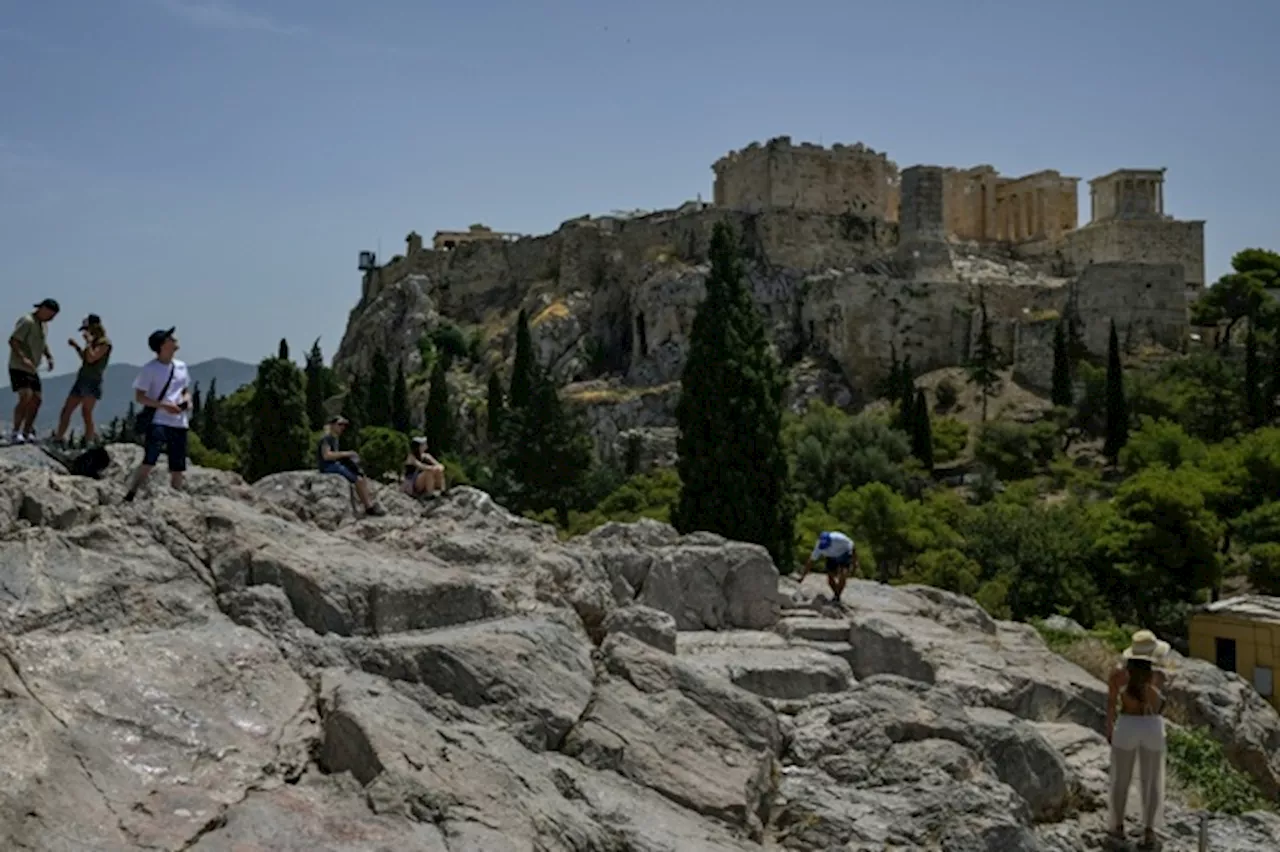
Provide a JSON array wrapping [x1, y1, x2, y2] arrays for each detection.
[[320, 460, 359, 484], [142, 424, 188, 472], [825, 553, 853, 573], [69, 374, 103, 400]]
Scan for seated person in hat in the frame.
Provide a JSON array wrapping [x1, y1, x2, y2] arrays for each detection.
[[795, 530, 858, 605], [316, 415, 385, 516], [402, 435, 446, 497]]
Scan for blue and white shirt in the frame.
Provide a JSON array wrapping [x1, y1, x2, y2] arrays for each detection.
[[811, 531, 854, 561]]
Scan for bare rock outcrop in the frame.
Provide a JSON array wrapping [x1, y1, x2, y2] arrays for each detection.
[[1, 444, 1277, 851]]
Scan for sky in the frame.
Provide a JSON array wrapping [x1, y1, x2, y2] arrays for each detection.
[[2, 0, 1277, 379]]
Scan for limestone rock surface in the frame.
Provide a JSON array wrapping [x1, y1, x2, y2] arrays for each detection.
[[1, 443, 1277, 852]]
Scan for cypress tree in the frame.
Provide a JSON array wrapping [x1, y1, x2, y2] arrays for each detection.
[[486, 371, 505, 445], [191, 382, 203, 435], [1103, 320, 1128, 462], [897, 355, 915, 429], [342, 374, 368, 451], [1245, 317, 1263, 428], [392, 363, 411, 435], [304, 339, 331, 431], [367, 349, 393, 427], [245, 354, 310, 481], [278, 338, 290, 361], [673, 221, 794, 571], [202, 378, 226, 452], [424, 357, 453, 454], [121, 402, 139, 444], [497, 367, 593, 525], [1051, 319, 1073, 407], [966, 288, 1001, 422], [911, 388, 934, 471], [510, 309, 535, 409]]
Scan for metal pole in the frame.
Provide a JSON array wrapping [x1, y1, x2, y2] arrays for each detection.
[[1199, 812, 1209, 852]]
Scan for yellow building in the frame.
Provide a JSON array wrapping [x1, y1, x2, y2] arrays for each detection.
[[1188, 595, 1280, 711]]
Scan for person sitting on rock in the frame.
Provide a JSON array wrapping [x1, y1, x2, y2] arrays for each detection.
[[796, 531, 858, 605], [317, 415, 384, 516], [1106, 629, 1170, 848], [402, 436, 446, 498]]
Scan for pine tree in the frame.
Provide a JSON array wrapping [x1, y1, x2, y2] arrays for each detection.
[[392, 363, 411, 435], [367, 350, 393, 427], [304, 339, 332, 432], [673, 221, 794, 570], [966, 288, 1001, 422], [1051, 319, 1073, 407], [510, 309, 535, 410], [497, 367, 594, 525], [1103, 320, 1129, 462], [1245, 317, 1263, 427], [278, 338, 290, 361], [244, 354, 310, 481], [486, 371, 505, 445], [911, 388, 934, 472], [424, 357, 453, 454]]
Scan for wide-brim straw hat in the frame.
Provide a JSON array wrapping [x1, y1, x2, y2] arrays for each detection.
[[1122, 629, 1171, 662]]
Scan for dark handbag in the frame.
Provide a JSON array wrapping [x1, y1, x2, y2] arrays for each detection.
[[134, 364, 176, 435]]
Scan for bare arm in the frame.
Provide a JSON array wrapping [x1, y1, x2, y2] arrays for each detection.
[[9, 336, 34, 370], [82, 342, 110, 364], [1106, 668, 1121, 742], [422, 453, 441, 467]]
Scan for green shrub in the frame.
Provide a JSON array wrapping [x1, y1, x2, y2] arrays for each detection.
[[975, 420, 1058, 480], [935, 379, 959, 411], [1166, 726, 1271, 814], [187, 430, 239, 472], [357, 427, 408, 482], [932, 416, 969, 463]]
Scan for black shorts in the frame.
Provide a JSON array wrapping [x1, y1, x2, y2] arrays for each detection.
[[825, 554, 853, 574], [8, 368, 41, 394]]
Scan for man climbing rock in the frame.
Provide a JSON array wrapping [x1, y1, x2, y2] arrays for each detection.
[[7, 298, 59, 443], [796, 530, 858, 605]]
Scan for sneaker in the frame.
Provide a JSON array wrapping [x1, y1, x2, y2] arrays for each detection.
[[365, 504, 386, 517], [123, 490, 136, 503], [10, 431, 25, 444]]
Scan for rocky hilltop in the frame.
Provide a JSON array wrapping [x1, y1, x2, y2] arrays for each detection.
[[334, 197, 1188, 463], [2, 445, 1278, 850]]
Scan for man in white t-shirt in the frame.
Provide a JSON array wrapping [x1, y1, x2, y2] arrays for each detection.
[[124, 327, 192, 501], [796, 530, 858, 605]]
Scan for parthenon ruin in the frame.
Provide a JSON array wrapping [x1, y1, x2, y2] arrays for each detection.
[[711, 136, 1205, 289]]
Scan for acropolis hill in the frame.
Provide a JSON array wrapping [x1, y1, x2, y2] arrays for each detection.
[[335, 136, 1205, 459]]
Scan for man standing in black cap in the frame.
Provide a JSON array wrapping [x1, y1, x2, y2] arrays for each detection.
[[124, 327, 191, 501], [8, 298, 59, 444]]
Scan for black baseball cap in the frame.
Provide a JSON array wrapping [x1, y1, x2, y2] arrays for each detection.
[[34, 298, 60, 313], [148, 327, 176, 353], [79, 313, 101, 331], [327, 415, 350, 425]]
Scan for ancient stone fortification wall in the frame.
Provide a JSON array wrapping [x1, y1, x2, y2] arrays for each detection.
[[1065, 219, 1205, 290], [359, 206, 896, 328], [713, 138, 899, 220], [1012, 316, 1060, 392], [1074, 262, 1187, 356], [1019, 219, 1205, 290]]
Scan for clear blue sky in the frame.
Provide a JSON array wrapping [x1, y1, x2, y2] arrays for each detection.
[[2, 0, 1276, 376]]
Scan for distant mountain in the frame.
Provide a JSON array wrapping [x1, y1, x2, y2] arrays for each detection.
[[0, 357, 257, 433]]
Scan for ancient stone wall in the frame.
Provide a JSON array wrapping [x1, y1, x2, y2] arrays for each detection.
[[897, 166, 954, 279], [1011, 316, 1059, 392], [1073, 262, 1187, 356], [713, 138, 899, 219], [1058, 219, 1205, 290]]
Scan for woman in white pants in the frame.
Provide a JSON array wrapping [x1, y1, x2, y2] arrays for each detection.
[[1105, 630, 1170, 848]]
